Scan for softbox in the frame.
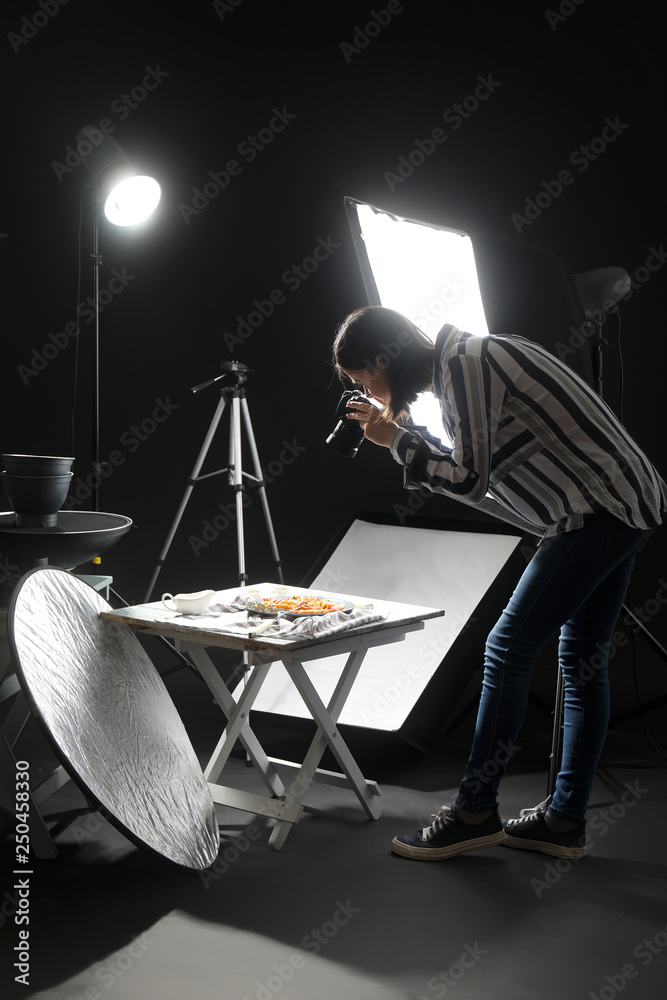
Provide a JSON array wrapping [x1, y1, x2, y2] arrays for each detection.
[[344, 196, 595, 388]]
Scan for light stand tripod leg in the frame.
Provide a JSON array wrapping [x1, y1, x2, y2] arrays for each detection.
[[228, 396, 253, 766], [144, 394, 228, 602], [547, 665, 565, 799], [240, 397, 284, 584], [609, 603, 667, 726], [230, 395, 247, 586]]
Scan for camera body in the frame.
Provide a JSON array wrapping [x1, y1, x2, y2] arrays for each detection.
[[326, 390, 382, 459]]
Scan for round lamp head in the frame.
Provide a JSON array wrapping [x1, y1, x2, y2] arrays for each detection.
[[77, 128, 161, 227], [104, 174, 161, 226]]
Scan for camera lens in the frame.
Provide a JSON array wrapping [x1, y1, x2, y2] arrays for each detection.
[[326, 390, 366, 459]]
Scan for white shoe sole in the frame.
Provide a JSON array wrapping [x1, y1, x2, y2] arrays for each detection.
[[503, 833, 586, 859], [391, 829, 505, 860]]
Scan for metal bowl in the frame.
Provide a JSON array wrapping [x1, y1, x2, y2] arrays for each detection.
[[1, 472, 74, 527], [0, 511, 133, 570], [2, 454, 75, 476]]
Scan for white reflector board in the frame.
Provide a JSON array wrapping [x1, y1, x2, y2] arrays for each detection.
[[241, 519, 522, 737]]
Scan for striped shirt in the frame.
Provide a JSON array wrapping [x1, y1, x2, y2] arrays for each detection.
[[390, 324, 666, 538]]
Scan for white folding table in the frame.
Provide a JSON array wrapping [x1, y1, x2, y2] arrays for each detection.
[[102, 585, 443, 849]]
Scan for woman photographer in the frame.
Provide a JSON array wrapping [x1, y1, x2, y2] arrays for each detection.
[[333, 305, 665, 861]]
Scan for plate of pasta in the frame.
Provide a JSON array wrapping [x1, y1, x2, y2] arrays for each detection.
[[246, 593, 354, 618]]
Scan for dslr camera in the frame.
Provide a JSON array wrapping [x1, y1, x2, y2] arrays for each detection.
[[326, 390, 383, 459]]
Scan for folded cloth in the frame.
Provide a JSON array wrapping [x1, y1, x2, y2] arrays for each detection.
[[275, 606, 387, 639], [177, 591, 387, 639]]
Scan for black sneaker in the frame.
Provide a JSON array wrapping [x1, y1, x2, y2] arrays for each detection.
[[503, 806, 587, 859], [392, 805, 505, 860]]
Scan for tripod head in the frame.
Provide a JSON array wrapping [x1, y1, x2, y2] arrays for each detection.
[[220, 361, 251, 386], [191, 361, 252, 395]]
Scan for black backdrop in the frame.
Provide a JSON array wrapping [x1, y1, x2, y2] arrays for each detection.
[[1, 1, 665, 691]]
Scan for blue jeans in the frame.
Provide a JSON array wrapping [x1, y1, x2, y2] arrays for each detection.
[[455, 513, 654, 821]]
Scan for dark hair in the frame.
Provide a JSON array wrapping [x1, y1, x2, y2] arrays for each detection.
[[332, 306, 434, 419]]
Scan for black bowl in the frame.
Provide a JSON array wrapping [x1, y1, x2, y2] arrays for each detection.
[[2, 454, 74, 477], [1, 472, 74, 527]]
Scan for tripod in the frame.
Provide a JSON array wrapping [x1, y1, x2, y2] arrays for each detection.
[[144, 362, 284, 603]]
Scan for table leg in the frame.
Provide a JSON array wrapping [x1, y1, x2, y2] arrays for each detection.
[[185, 646, 284, 796], [268, 647, 381, 850], [0, 724, 58, 859]]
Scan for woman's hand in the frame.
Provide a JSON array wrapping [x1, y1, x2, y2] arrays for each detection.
[[346, 396, 398, 448]]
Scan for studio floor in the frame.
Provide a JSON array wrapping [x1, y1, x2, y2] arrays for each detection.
[[2, 677, 667, 1000]]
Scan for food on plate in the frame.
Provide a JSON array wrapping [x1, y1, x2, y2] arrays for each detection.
[[259, 594, 345, 614]]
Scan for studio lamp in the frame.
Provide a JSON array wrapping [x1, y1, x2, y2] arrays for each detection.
[[78, 128, 161, 512], [79, 128, 161, 226]]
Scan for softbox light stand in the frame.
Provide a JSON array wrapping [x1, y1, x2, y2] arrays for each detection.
[[144, 362, 283, 603], [546, 268, 667, 792]]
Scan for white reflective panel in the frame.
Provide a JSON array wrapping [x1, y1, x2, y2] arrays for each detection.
[[104, 175, 161, 226], [9, 568, 219, 870], [237, 520, 521, 734]]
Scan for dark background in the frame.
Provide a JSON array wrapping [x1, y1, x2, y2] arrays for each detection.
[[1, 0, 665, 723]]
